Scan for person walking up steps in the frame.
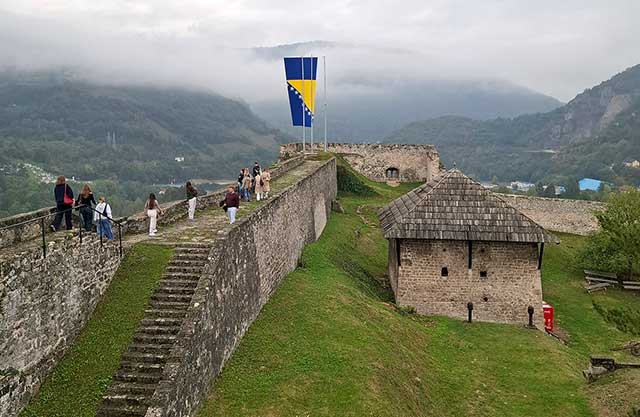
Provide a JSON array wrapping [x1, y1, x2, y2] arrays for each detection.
[[50, 176, 74, 232], [254, 171, 264, 201], [262, 168, 271, 199], [94, 196, 113, 240], [224, 186, 239, 224], [76, 184, 97, 232], [145, 193, 163, 237], [186, 181, 198, 220]]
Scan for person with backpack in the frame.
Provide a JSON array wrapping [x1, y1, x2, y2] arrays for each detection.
[[186, 181, 198, 220], [50, 176, 74, 232], [94, 196, 113, 240], [144, 193, 163, 237], [76, 183, 97, 232]]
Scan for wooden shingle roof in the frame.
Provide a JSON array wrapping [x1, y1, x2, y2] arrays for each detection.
[[378, 169, 556, 243]]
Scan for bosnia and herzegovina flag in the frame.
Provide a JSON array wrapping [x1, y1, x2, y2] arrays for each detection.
[[284, 57, 318, 127]]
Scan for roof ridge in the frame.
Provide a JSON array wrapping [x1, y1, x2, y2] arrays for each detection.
[[404, 168, 456, 217]]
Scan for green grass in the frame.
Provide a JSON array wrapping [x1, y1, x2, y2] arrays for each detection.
[[196, 162, 640, 417], [20, 244, 173, 417]]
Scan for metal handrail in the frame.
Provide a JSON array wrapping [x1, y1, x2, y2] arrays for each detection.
[[0, 203, 123, 259]]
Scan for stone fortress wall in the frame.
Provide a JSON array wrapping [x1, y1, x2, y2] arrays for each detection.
[[144, 157, 337, 417], [0, 155, 308, 417], [280, 143, 440, 183], [496, 194, 605, 236]]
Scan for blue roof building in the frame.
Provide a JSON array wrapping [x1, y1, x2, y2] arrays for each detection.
[[579, 178, 602, 192]]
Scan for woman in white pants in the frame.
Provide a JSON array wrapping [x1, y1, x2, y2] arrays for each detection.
[[144, 193, 163, 237], [254, 172, 263, 201], [186, 181, 198, 220]]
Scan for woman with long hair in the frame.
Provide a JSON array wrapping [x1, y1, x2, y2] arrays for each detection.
[[186, 181, 198, 220], [76, 183, 97, 232], [50, 176, 74, 231], [241, 168, 252, 202], [144, 192, 163, 237]]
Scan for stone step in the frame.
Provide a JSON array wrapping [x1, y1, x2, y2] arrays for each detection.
[[113, 370, 162, 385], [128, 343, 173, 355], [143, 308, 187, 319], [119, 362, 164, 374], [155, 285, 196, 295], [168, 259, 206, 267], [150, 293, 193, 304], [122, 351, 169, 364], [157, 279, 198, 289], [162, 272, 201, 281], [96, 404, 148, 417], [101, 394, 150, 408], [137, 325, 180, 335], [165, 266, 203, 274], [147, 300, 190, 310], [174, 253, 210, 261], [132, 333, 178, 344], [140, 317, 183, 327], [106, 381, 157, 396], [174, 242, 211, 249]]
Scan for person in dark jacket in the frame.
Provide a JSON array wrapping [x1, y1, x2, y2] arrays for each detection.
[[50, 175, 74, 231], [224, 186, 240, 224], [76, 183, 97, 231]]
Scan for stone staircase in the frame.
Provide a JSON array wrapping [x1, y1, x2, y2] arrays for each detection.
[[96, 242, 210, 417]]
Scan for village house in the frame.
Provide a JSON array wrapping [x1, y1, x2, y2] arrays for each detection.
[[378, 169, 556, 326]]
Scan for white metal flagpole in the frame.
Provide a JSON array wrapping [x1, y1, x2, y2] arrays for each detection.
[[323, 55, 327, 152], [301, 56, 305, 153], [310, 55, 314, 153]]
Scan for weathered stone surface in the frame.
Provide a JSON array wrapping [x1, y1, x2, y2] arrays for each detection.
[[393, 239, 544, 327], [280, 143, 440, 183], [496, 194, 604, 235], [145, 158, 337, 417], [0, 236, 121, 417]]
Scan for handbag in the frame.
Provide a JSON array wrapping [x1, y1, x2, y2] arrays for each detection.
[[63, 185, 74, 206]]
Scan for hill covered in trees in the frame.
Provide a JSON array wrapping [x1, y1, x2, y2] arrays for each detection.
[[0, 71, 291, 217], [385, 64, 640, 186]]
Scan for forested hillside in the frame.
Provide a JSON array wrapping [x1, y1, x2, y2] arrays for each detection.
[[385, 64, 640, 185], [0, 71, 291, 217]]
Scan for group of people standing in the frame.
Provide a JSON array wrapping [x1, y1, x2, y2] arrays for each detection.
[[50, 176, 113, 240], [237, 161, 271, 203], [50, 160, 272, 239]]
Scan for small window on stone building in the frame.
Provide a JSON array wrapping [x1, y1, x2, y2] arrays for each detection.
[[480, 270, 488, 278], [385, 167, 399, 179], [441, 267, 448, 277]]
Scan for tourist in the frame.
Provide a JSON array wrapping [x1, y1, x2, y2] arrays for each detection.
[[241, 169, 252, 202], [50, 176, 74, 232], [224, 186, 239, 224], [94, 196, 113, 240], [186, 181, 198, 220], [252, 161, 261, 178], [75, 184, 97, 232], [254, 171, 264, 201], [262, 168, 271, 199], [237, 169, 245, 193], [144, 193, 163, 237]]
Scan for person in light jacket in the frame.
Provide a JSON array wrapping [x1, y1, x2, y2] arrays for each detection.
[[50, 176, 74, 231], [145, 193, 163, 237], [254, 172, 264, 201], [186, 181, 198, 220], [94, 197, 113, 240], [241, 169, 252, 202], [262, 168, 271, 199]]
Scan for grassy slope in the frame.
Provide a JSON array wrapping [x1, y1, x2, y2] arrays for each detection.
[[21, 244, 173, 417], [198, 162, 639, 417]]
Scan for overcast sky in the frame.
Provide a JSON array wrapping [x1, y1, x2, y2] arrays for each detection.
[[0, 0, 639, 102]]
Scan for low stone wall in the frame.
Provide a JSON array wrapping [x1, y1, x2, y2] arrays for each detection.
[[496, 194, 605, 235], [145, 158, 337, 417], [0, 236, 121, 417], [280, 143, 440, 183]]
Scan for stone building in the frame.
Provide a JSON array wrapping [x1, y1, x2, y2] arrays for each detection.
[[378, 169, 556, 326], [279, 143, 440, 183]]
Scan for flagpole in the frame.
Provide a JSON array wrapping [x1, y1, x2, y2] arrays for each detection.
[[323, 55, 327, 152], [301, 56, 305, 154], [310, 55, 314, 153]]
